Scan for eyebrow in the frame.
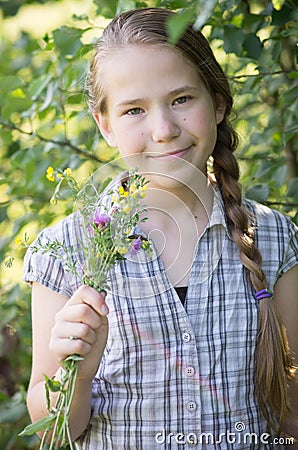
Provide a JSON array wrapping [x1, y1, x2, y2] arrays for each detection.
[[115, 98, 146, 108], [115, 85, 199, 108], [169, 85, 199, 97]]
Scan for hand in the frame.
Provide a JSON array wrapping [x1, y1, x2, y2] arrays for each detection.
[[49, 285, 109, 380]]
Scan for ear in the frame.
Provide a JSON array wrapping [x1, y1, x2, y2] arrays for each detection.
[[93, 113, 117, 148], [215, 94, 226, 125]]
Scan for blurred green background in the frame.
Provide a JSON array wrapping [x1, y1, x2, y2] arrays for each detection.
[[0, 0, 297, 448]]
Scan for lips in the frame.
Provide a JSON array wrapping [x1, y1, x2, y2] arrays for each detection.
[[151, 146, 191, 160]]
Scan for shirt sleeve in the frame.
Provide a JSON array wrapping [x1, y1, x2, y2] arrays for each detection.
[[276, 214, 298, 280], [23, 214, 83, 298], [243, 199, 298, 289]]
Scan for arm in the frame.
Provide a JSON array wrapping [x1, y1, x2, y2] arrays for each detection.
[[274, 264, 298, 446], [27, 282, 109, 442]]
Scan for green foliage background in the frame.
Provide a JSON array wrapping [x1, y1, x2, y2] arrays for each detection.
[[0, 0, 297, 448]]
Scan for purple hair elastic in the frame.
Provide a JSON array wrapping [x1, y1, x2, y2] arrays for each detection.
[[254, 289, 273, 301]]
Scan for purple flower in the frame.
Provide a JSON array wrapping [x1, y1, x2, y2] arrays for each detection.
[[130, 236, 142, 256], [94, 211, 111, 229]]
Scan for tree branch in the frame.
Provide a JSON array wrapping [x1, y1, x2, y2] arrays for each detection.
[[0, 118, 105, 163], [264, 201, 298, 207], [230, 69, 296, 80]]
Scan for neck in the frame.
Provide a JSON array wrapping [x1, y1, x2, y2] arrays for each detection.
[[142, 173, 213, 217]]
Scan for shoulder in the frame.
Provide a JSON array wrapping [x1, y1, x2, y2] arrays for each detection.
[[23, 211, 85, 297], [242, 197, 297, 239], [35, 211, 85, 246], [242, 198, 298, 285]]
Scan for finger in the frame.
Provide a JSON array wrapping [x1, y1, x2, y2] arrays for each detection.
[[67, 285, 109, 316], [52, 321, 98, 345], [50, 318, 108, 361], [50, 335, 92, 361], [56, 302, 104, 330]]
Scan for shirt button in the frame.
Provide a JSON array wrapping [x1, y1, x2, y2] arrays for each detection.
[[187, 401, 197, 412], [185, 366, 195, 377], [182, 332, 191, 342]]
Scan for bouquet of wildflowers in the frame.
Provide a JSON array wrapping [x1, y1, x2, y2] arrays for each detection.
[[19, 166, 150, 449]]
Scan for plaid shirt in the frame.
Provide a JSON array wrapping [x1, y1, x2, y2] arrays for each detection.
[[24, 181, 298, 449]]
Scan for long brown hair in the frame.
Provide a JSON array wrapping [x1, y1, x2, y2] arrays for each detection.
[[86, 7, 296, 432]]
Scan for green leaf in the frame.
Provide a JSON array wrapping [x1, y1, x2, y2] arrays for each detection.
[[281, 25, 298, 38], [273, 165, 287, 188], [242, 14, 264, 33], [287, 71, 298, 79], [272, 0, 286, 9], [287, 178, 298, 198], [284, 124, 298, 143], [160, 0, 188, 7], [223, 26, 244, 54], [1, 94, 32, 120], [116, 0, 136, 14], [245, 184, 270, 203], [45, 376, 62, 393], [100, 177, 113, 193], [243, 34, 262, 59], [19, 414, 56, 436], [0, 75, 23, 93], [166, 8, 194, 43], [38, 80, 56, 112], [93, 0, 118, 18], [271, 4, 294, 26], [64, 354, 84, 362], [254, 160, 273, 178], [27, 74, 53, 101], [193, 0, 217, 30], [52, 26, 83, 58]]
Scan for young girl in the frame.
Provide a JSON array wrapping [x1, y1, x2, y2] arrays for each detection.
[[24, 7, 298, 449]]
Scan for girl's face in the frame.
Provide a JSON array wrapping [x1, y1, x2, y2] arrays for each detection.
[[94, 44, 225, 187]]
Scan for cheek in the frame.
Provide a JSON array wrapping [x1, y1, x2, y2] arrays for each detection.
[[115, 128, 146, 156], [185, 117, 214, 135], [186, 106, 218, 135]]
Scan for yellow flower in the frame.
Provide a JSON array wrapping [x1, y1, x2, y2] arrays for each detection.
[[64, 168, 72, 176], [118, 186, 124, 195], [123, 191, 129, 198], [123, 205, 130, 213], [129, 184, 136, 192], [46, 166, 55, 182], [118, 247, 128, 255], [15, 237, 22, 247], [141, 185, 147, 191], [4, 256, 15, 268]]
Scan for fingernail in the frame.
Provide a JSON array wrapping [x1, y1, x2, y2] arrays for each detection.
[[100, 290, 107, 298], [101, 304, 109, 315]]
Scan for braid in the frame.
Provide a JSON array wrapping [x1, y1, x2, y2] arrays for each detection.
[[212, 120, 297, 433]]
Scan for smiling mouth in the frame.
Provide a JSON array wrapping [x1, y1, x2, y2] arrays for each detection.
[[151, 146, 191, 160]]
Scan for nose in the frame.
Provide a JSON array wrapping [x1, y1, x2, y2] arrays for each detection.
[[151, 108, 180, 142]]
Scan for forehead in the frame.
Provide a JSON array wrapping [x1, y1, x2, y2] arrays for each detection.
[[100, 44, 204, 104]]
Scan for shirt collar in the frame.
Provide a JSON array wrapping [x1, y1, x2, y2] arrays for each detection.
[[207, 182, 231, 238]]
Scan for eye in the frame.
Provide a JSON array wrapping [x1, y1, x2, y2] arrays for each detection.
[[125, 107, 144, 116], [173, 96, 192, 105]]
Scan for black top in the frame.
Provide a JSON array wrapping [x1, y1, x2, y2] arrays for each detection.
[[174, 286, 188, 305]]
